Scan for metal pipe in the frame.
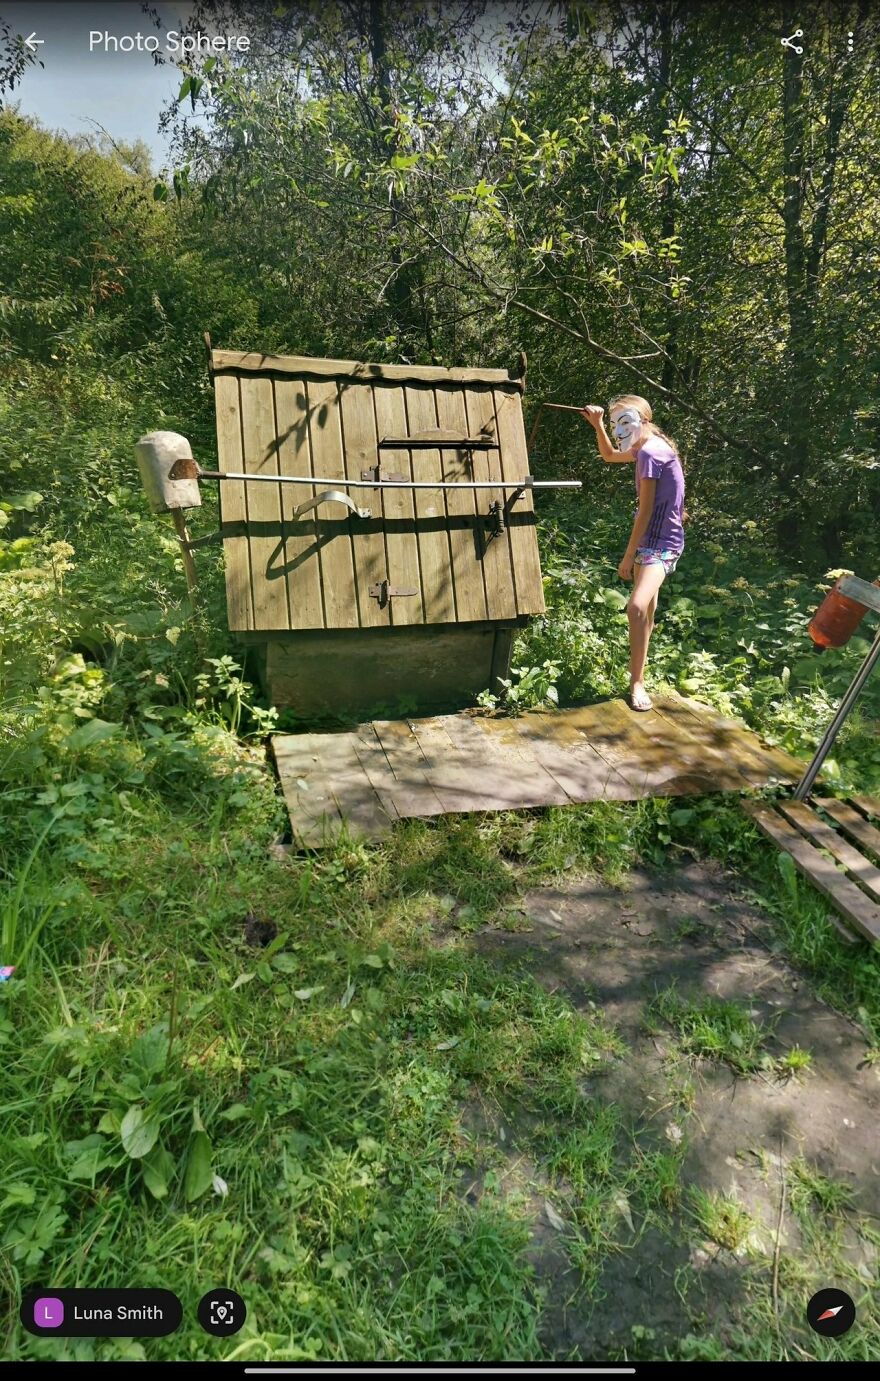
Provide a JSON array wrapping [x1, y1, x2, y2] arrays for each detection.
[[793, 623, 880, 799], [193, 469, 582, 492]]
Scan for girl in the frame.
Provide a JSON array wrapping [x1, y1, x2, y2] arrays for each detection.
[[581, 395, 685, 712]]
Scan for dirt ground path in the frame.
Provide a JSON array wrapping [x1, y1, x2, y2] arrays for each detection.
[[464, 859, 879, 1359]]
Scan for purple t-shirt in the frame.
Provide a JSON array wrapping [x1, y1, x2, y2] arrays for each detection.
[[634, 435, 685, 554]]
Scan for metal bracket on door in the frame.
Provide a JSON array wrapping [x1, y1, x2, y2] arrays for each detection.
[[360, 465, 406, 489], [369, 579, 418, 607], [291, 490, 371, 520], [485, 483, 527, 543], [486, 500, 506, 539]]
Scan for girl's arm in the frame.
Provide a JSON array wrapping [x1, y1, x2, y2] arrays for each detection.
[[580, 406, 635, 462], [618, 477, 657, 580]]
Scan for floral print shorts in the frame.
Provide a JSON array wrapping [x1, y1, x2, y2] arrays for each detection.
[[635, 546, 681, 575]]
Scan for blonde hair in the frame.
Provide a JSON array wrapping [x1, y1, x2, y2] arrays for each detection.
[[610, 394, 679, 456]]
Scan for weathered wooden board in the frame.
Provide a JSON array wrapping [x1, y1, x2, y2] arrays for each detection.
[[274, 695, 804, 849], [271, 733, 346, 845], [600, 698, 756, 793], [274, 378, 324, 629], [510, 711, 635, 802], [435, 389, 488, 624], [464, 386, 518, 622], [272, 730, 392, 845], [743, 802, 880, 944], [369, 718, 449, 817], [211, 350, 525, 390], [560, 699, 734, 797], [814, 798, 880, 862], [339, 384, 389, 629], [305, 378, 361, 629], [373, 386, 423, 626], [652, 695, 800, 785], [851, 795, 880, 821], [239, 376, 289, 629], [404, 386, 456, 624], [416, 712, 571, 811], [775, 800, 880, 906], [493, 389, 545, 615], [215, 374, 252, 631]]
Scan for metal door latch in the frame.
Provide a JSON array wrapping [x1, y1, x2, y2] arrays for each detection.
[[369, 579, 418, 607], [361, 465, 406, 487]]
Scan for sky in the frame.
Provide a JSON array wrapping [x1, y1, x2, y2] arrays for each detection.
[[1, 1, 218, 166]]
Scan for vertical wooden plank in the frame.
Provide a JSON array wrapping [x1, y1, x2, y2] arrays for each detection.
[[435, 388, 488, 623], [494, 388, 545, 615], [463, 387, 518, 620], [271, 734, 346, 846], [214, 374, 253, 631], [404, 386, 456, 623], [351, 724, 403, 820], [373, 385, 424, 625], [306, 379, 359, 629], [274, 378, 324, 631], [339, 383, 390, 629], [238, 376, 289, 629], [370, 718, 448, 815]]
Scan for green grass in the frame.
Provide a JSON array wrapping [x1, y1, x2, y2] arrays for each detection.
[[0, 764, 645, 1362], [645, 987, 773, 1074], [787, 1157, 855, 1221], [3, 474, 880, 1362], [688, 1188, 756, 1253]]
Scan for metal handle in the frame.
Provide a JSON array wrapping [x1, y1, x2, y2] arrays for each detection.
[[291, 490, 371, 520]]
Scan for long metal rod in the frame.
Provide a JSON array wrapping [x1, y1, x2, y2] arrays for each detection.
[[793, 623, 880, 799], [527, 400, 586, 450], [194, 469, 581, 492]]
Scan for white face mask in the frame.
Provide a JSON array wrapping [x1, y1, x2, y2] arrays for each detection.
[[611, 407, 643, 451]]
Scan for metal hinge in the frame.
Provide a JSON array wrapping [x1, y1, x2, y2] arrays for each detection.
[[361, 464, 406, 487], [369, 579, 418, 607]]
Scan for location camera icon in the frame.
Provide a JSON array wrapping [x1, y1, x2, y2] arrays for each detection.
[[197, 1287, 246, 1337]]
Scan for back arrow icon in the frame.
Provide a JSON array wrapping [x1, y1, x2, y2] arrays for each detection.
[[25, 32, 45, 52]]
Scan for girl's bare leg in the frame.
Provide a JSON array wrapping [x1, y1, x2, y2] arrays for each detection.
[[627, 561, 666, 709]]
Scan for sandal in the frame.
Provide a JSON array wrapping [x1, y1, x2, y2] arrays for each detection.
[[628, 685, 653, 712]]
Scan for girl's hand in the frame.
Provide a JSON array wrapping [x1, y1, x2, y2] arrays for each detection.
[[618, 556, 634, 581], [580, 405, 604, 428]]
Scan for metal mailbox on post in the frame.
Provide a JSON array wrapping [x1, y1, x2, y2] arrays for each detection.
[[148, 348, 581, 718]]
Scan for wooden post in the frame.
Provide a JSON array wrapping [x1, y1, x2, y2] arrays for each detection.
[[170, 508, 199, 596]]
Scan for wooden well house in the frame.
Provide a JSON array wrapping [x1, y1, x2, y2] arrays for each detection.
[[198, 348, 566, 718]]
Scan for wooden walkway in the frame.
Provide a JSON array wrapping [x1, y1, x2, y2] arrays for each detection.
[[271, 694, 801, 848]]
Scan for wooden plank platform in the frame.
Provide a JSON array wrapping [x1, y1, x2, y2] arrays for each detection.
[[271, 694, 802, 849], [744, 799, 880, 945]]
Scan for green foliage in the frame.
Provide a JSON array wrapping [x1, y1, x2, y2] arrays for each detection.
[[646, 987, 774, 1074], [476, 660, 560, 713]]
